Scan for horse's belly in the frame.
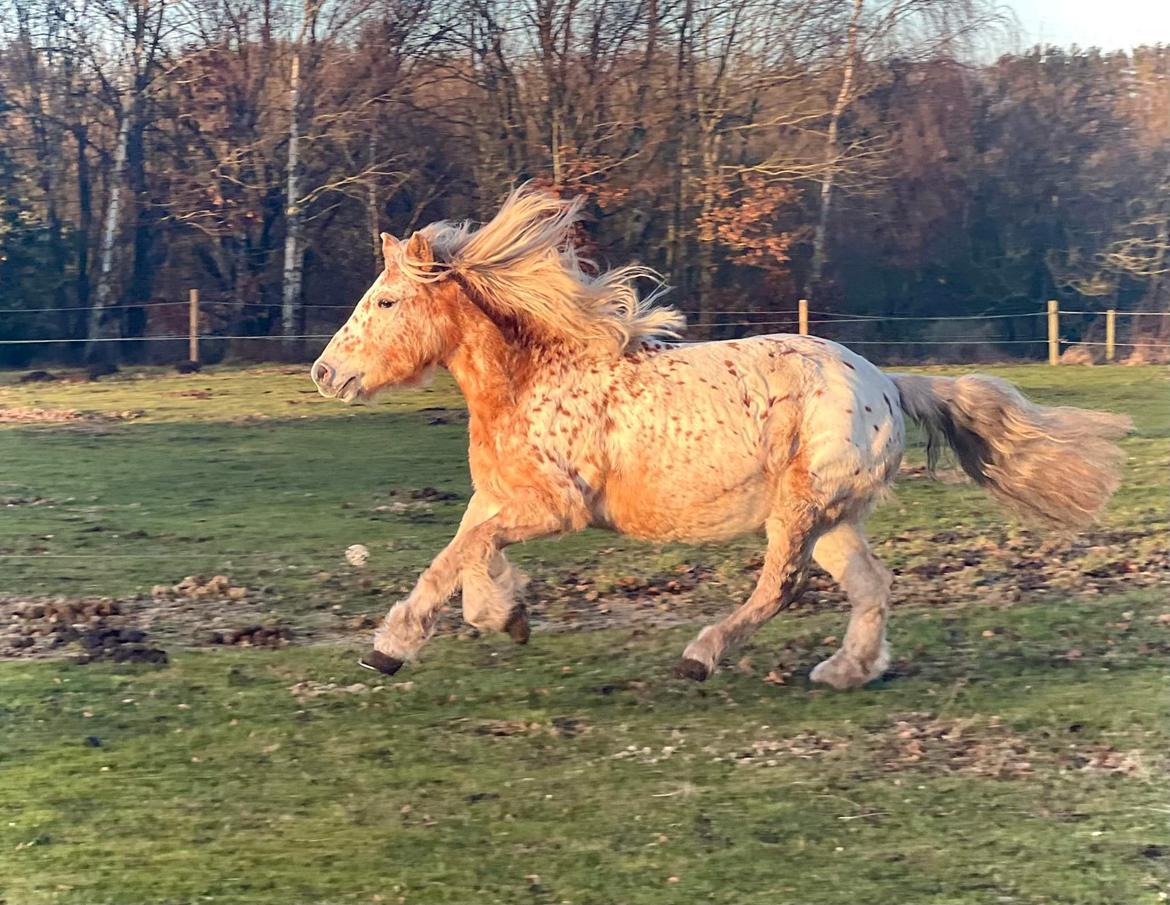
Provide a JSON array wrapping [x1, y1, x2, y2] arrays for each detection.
[[596, 414, 775, 542], [597, 470, 772, 542]]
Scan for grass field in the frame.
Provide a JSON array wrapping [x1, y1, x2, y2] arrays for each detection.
[[1, 363, 1168, 905]]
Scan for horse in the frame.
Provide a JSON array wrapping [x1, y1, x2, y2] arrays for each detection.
[[311, 187, 1131, 689]]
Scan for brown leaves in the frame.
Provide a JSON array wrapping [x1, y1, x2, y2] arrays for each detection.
[[695, 173, 798, 275], [881, 713, 1035, 779]]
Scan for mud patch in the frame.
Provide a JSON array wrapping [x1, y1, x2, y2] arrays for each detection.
[[465, 718, 592, 739], [528, 563, 729, 633], [288, 680, 406, 702], [165, 389, 215, 399], [1, 493, 53, 507], [3, 597, 166, 664], [362, 487, 463, 518], [201, 623, 293, 648], [2, 575, 291, 661], [418, 407, 469, 425]]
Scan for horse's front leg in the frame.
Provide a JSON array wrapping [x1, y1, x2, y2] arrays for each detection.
[[360, 502, 565, 675], [462, 548, 531, 642], [453, 493, 531, 641]]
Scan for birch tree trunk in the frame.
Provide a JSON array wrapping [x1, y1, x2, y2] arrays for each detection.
[[366, 131, 382, 272], [86, 106, 131, 358], [281, 47, 305, 354], [808, 0, 863, 301]]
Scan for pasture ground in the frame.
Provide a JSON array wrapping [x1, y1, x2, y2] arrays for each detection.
[[1, 363, 1168, 904]]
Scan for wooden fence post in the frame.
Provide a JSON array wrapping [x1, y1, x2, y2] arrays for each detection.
[[188, 289, 200, 363], [1105, 309, 1116, 362], [1047, 300, 1059, 365], [798, 298, 809, 336]]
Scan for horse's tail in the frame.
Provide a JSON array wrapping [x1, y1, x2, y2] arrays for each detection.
[[889, 372, 1132, 530]]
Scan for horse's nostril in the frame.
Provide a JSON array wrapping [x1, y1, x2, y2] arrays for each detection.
[[313, 361, 333, 385]]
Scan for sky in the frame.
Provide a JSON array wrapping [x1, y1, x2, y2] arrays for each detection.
[[1009, 0, 1170, 52]]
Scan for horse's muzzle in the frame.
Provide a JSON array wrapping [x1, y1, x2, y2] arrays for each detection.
[[311, 358, 363, 403]]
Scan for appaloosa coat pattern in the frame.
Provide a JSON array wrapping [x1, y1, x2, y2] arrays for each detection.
[[312, 187, 1131, 688]]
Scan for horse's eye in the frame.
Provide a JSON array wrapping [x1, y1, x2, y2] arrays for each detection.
[[377, 298, 395, 309]]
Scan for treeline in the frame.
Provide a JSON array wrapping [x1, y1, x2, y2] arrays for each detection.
[[0, 0, 1167, 364]]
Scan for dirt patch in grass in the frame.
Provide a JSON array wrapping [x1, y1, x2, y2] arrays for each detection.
[[877, 712, 1037, 777], [708, 732, 846, 767], [687, 713, 1160, 781], [0, 406, 144, 425], [1, 492, 53, 507], [152, 573, 252, 602], [417, 406, 470, 425], [508, 520, 1170, 638], [875, 712, 1160, 780], [287, 679, 408, 701], [5, 519, 1169, 664], [1, 580, 289, 661]]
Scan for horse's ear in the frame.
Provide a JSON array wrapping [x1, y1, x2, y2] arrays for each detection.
[[405, 231, 434, 266], [380, 232, 399, 269]]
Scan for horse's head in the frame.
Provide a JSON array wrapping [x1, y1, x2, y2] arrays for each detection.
[[312, 232, 454, 403]]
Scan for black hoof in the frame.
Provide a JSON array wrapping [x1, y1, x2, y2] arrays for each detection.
[[359, 650, 404, 676], [673, 657, 710, 682], [504, 606, 530, 645]]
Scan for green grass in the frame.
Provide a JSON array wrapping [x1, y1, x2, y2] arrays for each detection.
[[2, 597, 1169, 905], [1, 363, 1168, 904]]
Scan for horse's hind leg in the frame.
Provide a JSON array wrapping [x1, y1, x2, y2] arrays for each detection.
[[675, 505, 818, 681], [809, 520, 893, 689]]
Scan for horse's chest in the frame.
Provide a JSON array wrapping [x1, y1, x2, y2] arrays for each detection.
[[465, 394, 608, 505]]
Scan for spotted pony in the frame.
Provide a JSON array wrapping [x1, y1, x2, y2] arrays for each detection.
[[312, 187, 1131, 688]]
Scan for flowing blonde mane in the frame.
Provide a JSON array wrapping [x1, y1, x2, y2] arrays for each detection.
[[394, 186, 686, 356]]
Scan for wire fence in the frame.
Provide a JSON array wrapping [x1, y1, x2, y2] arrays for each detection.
[[2, 300, 1169, 361]]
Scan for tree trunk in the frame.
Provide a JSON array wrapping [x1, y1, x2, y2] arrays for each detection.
[[124, 113, 157, 357], [281, 47, 305, 356], [809, 0, 863, 302], [87, 106, 132, 359], [367, 131, 382, 273], [1148, 213, 1169, 339], [74, 125, 93, 343]]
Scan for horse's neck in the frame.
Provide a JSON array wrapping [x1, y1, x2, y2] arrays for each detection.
[[444, 308, 533, 424], [444, 299, 604, 431]]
